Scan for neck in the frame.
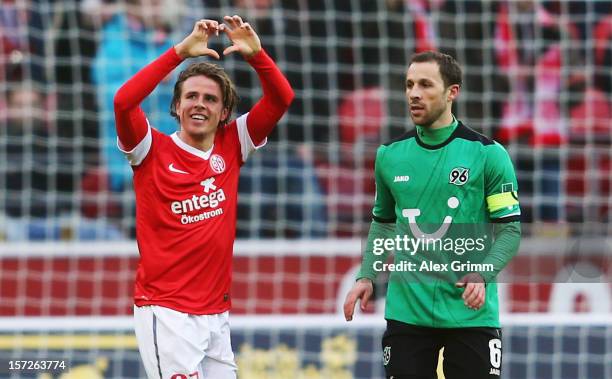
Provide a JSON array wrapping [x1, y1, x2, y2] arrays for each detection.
[[427, 110, 454, 130], [416, 115, 458, 145], [177, 130, 215, 152]]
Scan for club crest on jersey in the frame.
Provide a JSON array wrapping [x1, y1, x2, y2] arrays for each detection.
[[210, 154, 226, 174], [383, 346, 391, 365], [449, 167, 469, 186]]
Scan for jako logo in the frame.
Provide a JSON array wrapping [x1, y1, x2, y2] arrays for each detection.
[[394, 175, 409, 182], [401, 196, 459, 239]]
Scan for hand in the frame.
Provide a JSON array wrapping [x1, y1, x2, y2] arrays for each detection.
[[343, 278, 374, 321], [455, 272, 486, 310], [220, 15, 262, 58], [174, 19, 220, 60]]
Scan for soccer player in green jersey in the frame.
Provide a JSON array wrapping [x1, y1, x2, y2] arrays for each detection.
[[343, 51, 521, 379]]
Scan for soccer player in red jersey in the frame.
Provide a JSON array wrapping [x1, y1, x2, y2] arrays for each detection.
[[113, 16, 294, 379]]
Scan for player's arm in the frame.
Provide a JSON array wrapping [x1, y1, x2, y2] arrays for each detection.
[[481, 142, 521, 280], [113, 20, 220, 150], [344, 146, 396, 321], [220, 15, 294, 146], [456, 142, 522, 310]]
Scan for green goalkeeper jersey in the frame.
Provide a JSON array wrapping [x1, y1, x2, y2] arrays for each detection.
[[371, 119, 520, 328]]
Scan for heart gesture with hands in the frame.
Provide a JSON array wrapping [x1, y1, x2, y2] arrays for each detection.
[[174, 15, 262, 60], [174, 19, 221, 60], [219, 15, 262, 59]]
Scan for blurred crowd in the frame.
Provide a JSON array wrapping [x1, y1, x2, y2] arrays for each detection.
[[0, 0, 610, 240]]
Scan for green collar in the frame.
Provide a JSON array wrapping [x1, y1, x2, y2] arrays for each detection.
[[416, 116, 458, 145]]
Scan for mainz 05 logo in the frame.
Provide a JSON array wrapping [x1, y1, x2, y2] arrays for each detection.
[[449, 167, 469, 185], [210, 154, 226, 174]]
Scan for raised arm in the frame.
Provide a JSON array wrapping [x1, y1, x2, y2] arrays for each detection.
[[221, 15, 294, 145], [113, 20, 220, 150]]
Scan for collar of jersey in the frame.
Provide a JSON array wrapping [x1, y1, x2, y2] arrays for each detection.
[[415, 116, 460, 149], [171, 132, 213, 160]]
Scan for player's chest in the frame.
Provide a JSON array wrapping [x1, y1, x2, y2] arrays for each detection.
[[149, 149, 239, 200], [386, 147, 485, 201]]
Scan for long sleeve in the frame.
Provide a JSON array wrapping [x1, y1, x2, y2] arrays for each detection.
[[113, 47, 184, 150], [357, 146, 397, 280], [479, 222, 521, 282], [244, 50, 295, 145]]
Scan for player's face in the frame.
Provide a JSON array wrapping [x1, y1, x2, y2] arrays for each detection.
[[175, 75, 228, 140], [405, 62, 457, 127]]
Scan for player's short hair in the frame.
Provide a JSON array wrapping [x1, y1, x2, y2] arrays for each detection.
[[170, 62, 238, 126], [408, 51, 462, 88]]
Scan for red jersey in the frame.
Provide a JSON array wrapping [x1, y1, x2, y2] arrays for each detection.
[[114, 47, 294, 314], [125, 115, 261, 314]]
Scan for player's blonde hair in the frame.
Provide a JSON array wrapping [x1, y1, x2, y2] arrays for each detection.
[[170, 62, 238, 126]]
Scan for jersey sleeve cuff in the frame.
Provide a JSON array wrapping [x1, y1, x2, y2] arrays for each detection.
[[167, 46, 186, 64], [356, 270, 377, 282], [372, 215, 396, 223], [491, 215, 521, 223], [236, 113, 266, 162], [117, 121, 152, 166]]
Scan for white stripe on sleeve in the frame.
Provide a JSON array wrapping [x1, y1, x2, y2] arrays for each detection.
[[117, 121, 152, 166], [236, 113, 267, 162]]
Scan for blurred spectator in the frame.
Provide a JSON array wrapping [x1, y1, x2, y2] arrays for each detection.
[[307, 0, 436, 236], [220, 0, 334, 237], [493, 0, 583, 222], [238, 146, 328, 238], [48, 0, 101, 227], [315, 87, 385, 236], [52, 0, 100, 169], [438, 1, 506, 126], [357, 0, 434, 138], [568, 86, 612, 143], [0, 19, 19, 82], [220, 0, 342, 144], [403, 0, 438, 53], [0, 0, 47, 82], [90, 0, 183, 192], [1, 81, 51, 219], [494, 0, 580, 145], [593, 13, 612, 97], [0, 81, 122, 240], [565, 85, 612, 223]]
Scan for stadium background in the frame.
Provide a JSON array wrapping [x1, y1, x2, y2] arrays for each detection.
[[0, 0, 610, 378]]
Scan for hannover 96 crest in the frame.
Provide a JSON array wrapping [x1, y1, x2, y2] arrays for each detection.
[[449, 167, 469, 185], [383, 346, 391, 365]]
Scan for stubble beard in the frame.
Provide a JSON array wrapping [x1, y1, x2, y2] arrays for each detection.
[[410, 102, 447, 128]]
